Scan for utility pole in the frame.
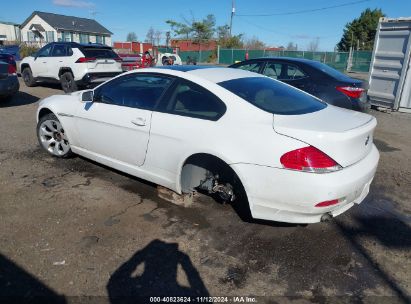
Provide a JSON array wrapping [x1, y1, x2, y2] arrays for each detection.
[[229, 0, 235, 36]]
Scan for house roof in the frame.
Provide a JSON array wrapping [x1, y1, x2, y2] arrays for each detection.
[[21, 11, 112, 35], [0, 21, 20, 26]]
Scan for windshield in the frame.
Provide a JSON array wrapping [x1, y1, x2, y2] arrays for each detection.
[[218, 77, 326, 115]]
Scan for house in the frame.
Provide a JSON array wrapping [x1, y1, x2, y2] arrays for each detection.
[[0, 21, 21, 45], [170, 39, 217, 52], [20, 11, 112, 46]]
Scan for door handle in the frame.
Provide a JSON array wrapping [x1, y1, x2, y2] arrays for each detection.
[[131, 117, 146, 126]]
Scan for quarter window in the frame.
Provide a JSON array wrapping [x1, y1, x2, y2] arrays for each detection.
[[163, 80, 226, 120], [94, 74, 173, 110]]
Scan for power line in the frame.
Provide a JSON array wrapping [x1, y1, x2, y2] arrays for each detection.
[[237, 0, 371, 17]]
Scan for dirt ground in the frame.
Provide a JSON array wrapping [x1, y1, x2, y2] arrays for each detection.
[[0, 79, 410, 303]]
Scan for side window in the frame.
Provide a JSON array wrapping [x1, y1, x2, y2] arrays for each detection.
[[95, 74, 172, 110], [67, 47, 73, 56], [236, 61, 263, 73], [163, 80, 226, 121], [283, 64, 307, 80], [51, 44, 67, 57], [262, 62, 282, 79], [37, 44, 52, 57]]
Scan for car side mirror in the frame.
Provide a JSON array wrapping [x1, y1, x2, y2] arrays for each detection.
[[81, 90, 94, 103]]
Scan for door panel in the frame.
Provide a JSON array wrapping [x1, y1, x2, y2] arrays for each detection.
[[75, 102, 151, 166]]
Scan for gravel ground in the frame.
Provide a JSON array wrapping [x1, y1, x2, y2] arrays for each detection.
[[0, 78, 410, 303]]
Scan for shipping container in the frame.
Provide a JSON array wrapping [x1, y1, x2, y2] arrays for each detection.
[[368, 17, 411, 112]]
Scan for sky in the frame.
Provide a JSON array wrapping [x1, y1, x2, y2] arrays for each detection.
[[1, 0, 410, 51]]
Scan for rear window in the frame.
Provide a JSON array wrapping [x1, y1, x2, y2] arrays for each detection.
[[308, 61, 352, 81], [80, 48, 118, 59], [218, 77, 326, 115]]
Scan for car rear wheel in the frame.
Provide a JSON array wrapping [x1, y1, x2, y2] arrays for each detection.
[[37, 113, 73, 158], [60, 72, 78, 93], [22, 67, 36, 87]]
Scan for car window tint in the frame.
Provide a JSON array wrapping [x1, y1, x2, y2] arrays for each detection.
[[37, 45, 52, 57], [95, 74, 172, 110], [81, 48, 118, 59], [219, 77, 326, 115], [281, 64, 306, 80], [236, 62, 262, 73], [263, 62, 282, 79], [51, 44, 67, 56], [165, 80, 226, 120]]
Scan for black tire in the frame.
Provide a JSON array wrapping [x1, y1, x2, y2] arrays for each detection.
[[60, 72, 78, 93], [22, 67, 36, 87], [37, 113, 73, 158]]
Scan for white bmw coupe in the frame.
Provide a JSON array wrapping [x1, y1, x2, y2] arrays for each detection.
[[36, 66, 379, 223]]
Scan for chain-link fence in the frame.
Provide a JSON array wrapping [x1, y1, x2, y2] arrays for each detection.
[[217, 48, 372, 73]]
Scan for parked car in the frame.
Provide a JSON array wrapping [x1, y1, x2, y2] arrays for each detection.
[[0, 53, 19, 101], [20, 42, 123, 93], [119, 53, 144, 71], [36, 66, 379, 224], [230, 57, 369, 111], [156, 53, 182, 66]]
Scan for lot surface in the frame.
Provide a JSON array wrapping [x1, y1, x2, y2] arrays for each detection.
[[0, 79, 411, 303]]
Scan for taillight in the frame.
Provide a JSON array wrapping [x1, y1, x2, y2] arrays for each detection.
[[75, 57, 96, 63], [280, 146, 342, 173], [7, 64, 16, 75], [336, 86, 365, 99]]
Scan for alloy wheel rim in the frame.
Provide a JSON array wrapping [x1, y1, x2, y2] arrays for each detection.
[[39, 119, 70, 156]]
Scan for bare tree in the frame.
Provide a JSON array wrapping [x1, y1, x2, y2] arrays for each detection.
[[154, 30, 162, 46], [126, 32, 137, 42], [145, 27, 155, 45], [244, 36, 265, 50], [307, 37, 320, 51], [286, 42, 298, 51]]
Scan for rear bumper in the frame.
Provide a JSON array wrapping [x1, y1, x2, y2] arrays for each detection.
[[231, 144, 379, 224], [352, 96, 371, 112], [77, 72, 123, 86], [0, 75, 19, 97]]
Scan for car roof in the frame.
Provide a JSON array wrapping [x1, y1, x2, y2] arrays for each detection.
[[140, 66, 262, 83], [45, 42, 112, 49]]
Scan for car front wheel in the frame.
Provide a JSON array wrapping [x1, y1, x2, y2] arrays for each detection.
[[37, 113, 73, 158]]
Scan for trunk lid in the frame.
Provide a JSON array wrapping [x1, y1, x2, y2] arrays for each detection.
[[273, 105, 376, 167], [87, 58, 120, 72]]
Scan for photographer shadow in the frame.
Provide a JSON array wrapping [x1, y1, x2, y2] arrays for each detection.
[[107, 240, 209, 303]]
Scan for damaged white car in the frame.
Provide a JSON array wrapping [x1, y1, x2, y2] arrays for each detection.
[[36, 66, 379, 223]]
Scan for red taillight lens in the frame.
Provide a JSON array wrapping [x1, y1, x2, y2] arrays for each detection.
[[336, 86, 365, 99], [7, 64, 16, 75], [315, 199, 339, 207], [75, 57, 96, 63], [280, 146, 341, 173]]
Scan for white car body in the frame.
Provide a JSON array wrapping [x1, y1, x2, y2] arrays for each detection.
[[36, 67, 379, 223], [20, 42, 122, 89]]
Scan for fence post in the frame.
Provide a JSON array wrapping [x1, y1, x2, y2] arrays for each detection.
[[231, 48, 234, 63], [217, 45, 220, 64], [263, 49, 266, 57]]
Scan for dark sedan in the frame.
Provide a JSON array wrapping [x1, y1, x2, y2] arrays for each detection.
[[0, 53, 19, 102], [229, 57, 368, 111]]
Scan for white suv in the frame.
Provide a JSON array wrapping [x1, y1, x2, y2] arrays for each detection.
[[21, 42, 123, 93]]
